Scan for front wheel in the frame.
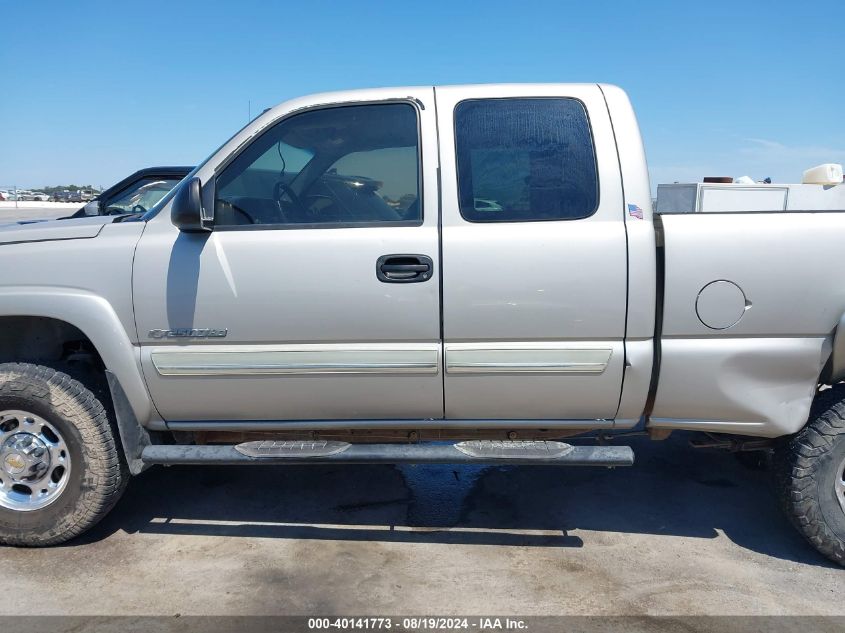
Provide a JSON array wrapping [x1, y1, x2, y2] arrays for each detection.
[[774, 387, 845, 566], [0, 363, 128, 546]]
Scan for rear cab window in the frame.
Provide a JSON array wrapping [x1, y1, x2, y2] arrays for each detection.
[[454, 98, 598, 223]]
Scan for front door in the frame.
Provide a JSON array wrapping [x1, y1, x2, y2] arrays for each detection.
[[435, 85, 628, 420], [133, 91, 442, 421]]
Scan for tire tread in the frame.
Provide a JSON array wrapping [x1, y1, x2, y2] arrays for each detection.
[[0, 362, 127, 547], [774, 386, 845, 565]]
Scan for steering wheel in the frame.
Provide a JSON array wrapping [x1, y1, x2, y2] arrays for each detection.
[[223, 200, 257, 224], [232, 205, 256, 224], [274, 181, 304, 217]]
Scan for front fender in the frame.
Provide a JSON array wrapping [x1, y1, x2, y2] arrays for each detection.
[[0, 287, 152, 423]]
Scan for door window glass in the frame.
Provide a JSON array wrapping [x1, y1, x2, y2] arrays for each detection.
[[455, 98, 598, 222], [215, 103, 421, 227]]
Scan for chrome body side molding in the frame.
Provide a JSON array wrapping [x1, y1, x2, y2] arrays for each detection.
[[150, 344, 440, 377], [445, 344, 612, 375]]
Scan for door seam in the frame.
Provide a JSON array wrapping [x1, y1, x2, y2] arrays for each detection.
[[433, 85, 447, 420]]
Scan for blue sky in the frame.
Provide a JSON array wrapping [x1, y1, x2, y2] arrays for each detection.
[[1, 0, 842, 190]]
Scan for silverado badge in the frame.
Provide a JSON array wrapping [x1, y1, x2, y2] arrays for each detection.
[[148, 328, 228, 339]]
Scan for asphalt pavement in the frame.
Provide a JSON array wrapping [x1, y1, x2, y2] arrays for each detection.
[[2, 432, 842, 617], [0, 203, 75, 223]]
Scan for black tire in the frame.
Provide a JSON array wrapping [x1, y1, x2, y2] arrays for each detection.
[[0, 363, 128, 546], [774, 386, 845, 566]]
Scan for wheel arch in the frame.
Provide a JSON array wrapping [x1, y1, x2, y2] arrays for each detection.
[[0, 288, 152, 426], [823, 311, 845, 385]]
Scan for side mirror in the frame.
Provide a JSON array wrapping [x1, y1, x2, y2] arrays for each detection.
[[171, 177, 213, 232], [82, 200, 99, 216]]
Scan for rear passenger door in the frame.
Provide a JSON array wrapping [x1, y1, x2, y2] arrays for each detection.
[[435, 85, 628, 420]]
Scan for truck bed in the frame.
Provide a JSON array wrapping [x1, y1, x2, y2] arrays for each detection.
[[649, 210, 845, 436]]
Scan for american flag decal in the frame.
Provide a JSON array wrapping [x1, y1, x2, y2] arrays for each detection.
[[627, 204, 644, 220]]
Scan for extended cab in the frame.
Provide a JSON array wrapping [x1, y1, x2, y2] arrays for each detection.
[[0, 84, 843, 564]]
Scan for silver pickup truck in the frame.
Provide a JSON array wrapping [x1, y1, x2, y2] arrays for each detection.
[[1, 84, 843, 564]]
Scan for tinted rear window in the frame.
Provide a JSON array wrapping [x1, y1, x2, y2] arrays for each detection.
[[455, 98, 598, 222]]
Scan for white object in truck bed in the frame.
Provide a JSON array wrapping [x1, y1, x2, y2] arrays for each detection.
[[656, 181, 845, 213]]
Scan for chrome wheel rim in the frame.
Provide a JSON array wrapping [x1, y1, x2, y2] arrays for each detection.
[[837, 454, 845, 518], [0, 410, 71, 511]]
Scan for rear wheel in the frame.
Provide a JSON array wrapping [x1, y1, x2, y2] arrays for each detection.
[[774, 387, 845, 566], [0, 363, 127, 546]]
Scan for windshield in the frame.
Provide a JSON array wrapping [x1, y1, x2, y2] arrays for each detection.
[[140, 166, 200, 221], [141, 115, 263, 222]]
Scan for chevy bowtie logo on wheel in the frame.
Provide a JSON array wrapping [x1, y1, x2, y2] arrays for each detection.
[[148, 328, 228, 339]]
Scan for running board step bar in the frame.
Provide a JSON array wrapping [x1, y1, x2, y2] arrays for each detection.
[[141, 440, 634, 466]]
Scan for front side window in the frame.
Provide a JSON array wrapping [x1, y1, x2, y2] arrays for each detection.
[[455, 98, 598, 223], [215, 103, 420, 227]]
